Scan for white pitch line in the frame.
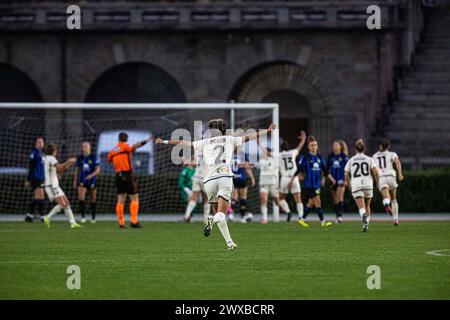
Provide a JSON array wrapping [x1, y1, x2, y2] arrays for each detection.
[[425, 249, 450, 257]]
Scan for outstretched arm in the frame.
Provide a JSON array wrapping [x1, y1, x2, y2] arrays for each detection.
[[295, 130, 307, 152], [243, 124, 276, 143], [155, 138, 193, 148], [132, 136, 152, 151], [257, 139, 268, 158], [55, 158, 76, 173]]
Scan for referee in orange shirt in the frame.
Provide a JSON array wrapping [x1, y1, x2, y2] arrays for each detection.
[[108, 132, 151, 228]]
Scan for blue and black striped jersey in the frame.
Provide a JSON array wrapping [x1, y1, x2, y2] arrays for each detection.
[[297, 153, 327, 189], [27, 147, 45, 182], [326, 152, 348, 183]]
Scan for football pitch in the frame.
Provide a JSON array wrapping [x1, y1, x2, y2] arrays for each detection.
[[0, 220, 449, 299]]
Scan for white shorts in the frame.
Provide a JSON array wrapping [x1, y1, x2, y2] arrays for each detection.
[[204, 176, 233, 203], [45, 185, 65, 202], [352, 188, 373, 199], [379, 176, 398, 191], [192, 177, 205, 193], [259, 184, 279, 197], [280, 176, 301, 194]]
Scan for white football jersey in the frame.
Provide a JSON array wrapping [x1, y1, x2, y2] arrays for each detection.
[[257, 156, 279, 185], [373, 150, 398, 178], [44, 155, 59, 187], [193, 135, 243, 182], [344, 153, 376, 191], [193, 149, 207, 179], [279, 149, 299, 177]]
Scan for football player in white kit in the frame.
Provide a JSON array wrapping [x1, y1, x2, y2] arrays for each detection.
[[344, 139, 379, 232], [373, 138, 404, 226], [278, 131, 307, 222], [42, 143, 80, 228], [156, 119, 276, 250], [256, 141, 290, 224], [184, 150, 211, 224]]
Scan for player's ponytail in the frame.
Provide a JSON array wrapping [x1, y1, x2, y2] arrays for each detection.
[[380, 138, 390, 151], [208, 118, 226, 135], [355, 139, 365, 153]]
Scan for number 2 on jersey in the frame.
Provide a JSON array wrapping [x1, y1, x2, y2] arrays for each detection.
[[214, 145, 226, 164]]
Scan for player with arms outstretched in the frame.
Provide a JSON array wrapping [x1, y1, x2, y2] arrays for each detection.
[[373, 138, 404, 226], [278, 131, 306, 222], [344, 139, 379, 232], [108, 132, 151, 228], [156, 119, 276, 250], [24, 137, 46, 223], [73, 141, 100, 223], [42, 143, 80, 228]]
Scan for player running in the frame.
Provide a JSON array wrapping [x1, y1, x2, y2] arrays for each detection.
[[373, 138, 404, 226], [183, 151, 211, 224], [256, 141, 289, 224], [24, 137, 46, 223], [279, 131, 306, 222], [42, 143, 80, 228], [344, 139, 379, 232], [326, 140, 349, 223], [291, 136, 332, 228], [107, 132, 151, 228], [73, 141, 100, 223], [156, 119, 276, 250], [231, 147, 256, 223]]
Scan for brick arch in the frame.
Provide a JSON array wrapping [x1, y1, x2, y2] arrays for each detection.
[[85, 62, 186, 103], [229, 61, 330, 116], [229, 61, 332, 148], [0, 63, 43, 102]]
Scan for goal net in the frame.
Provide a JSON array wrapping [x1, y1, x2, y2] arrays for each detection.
[[0, 103, 279, 218]]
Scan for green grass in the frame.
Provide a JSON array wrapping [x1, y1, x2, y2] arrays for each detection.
[[0, 220, 449, 299]]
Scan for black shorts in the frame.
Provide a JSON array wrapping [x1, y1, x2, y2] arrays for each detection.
[[79, 181, 97, 190], [116, 171, 138, 195], [233, 178, 248, 189], [305, 188, 321, 199], [30, 179, 44, 189], [331, 180, 345, 191]]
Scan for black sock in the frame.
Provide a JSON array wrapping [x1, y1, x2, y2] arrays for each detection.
[[338, 201, 344, 216], [79, 200, 86, 218], [36, 199, 45, 216], [334, 203, 339, 216], [29, 199, 37, 215], [239, 199, 247, 217], [90, 202, 96, 220], [304, 206, 311, 219], [315, 207, 324, 222], [231, 199, 238, 212]]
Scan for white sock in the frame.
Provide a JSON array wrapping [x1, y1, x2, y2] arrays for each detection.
[[359, 208, 366, 218], [64, 206, 76, 224], [260, 204, 268, 221], [279, 200, 290, 213], [296, 202, 304, 219], [214, 212, 233, 244], [367, 215, 371, 223], [203, 203, 211, 223], [272, 203, 280, 222], [47, 205, 62, 219], [392, 200, 399, 220], [184, 200, 196, 219], [382, 198, 391, 206]]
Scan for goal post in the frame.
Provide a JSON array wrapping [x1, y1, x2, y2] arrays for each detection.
[[0, 102, 279, 217]]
